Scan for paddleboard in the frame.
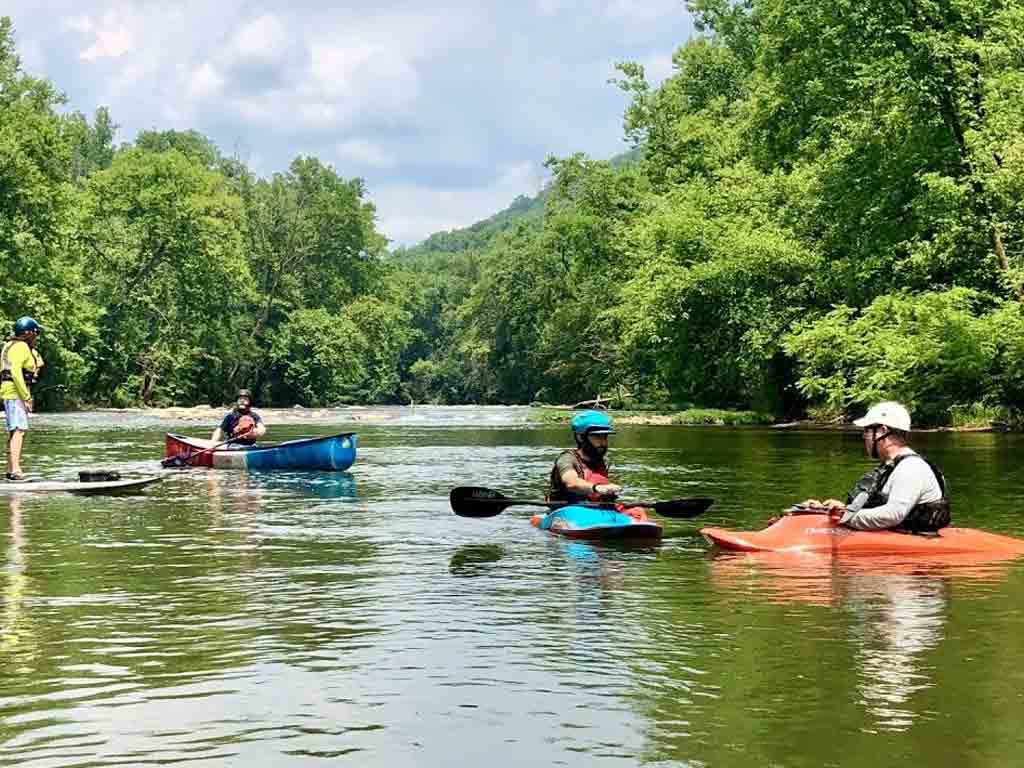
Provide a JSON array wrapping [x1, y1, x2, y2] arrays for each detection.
[[0, 476, 164, 495]]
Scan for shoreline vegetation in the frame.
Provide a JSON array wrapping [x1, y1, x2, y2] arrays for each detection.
[[5, 7, 1024, 430], [59, 404, 1012, 432]]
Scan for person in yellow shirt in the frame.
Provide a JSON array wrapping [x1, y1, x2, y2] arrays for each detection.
[[1, 317, 44, 482]]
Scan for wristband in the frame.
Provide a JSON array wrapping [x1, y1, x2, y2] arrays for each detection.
[[592, 483, 599, 494]]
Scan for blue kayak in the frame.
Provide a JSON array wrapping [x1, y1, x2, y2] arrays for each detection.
[[531, 504, 663, 540], [165, 433, 357, 471]]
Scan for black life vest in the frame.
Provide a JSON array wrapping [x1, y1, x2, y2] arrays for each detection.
[[845, 453, 951, 532]]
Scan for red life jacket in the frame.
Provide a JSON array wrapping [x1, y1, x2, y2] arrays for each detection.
[[547, 448, 648, 521]]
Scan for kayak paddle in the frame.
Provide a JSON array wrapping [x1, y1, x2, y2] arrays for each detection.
[[450, 486, 714, 519]]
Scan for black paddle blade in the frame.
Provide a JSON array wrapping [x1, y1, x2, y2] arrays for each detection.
[[160, 453, 192, 469], [650, 497, 715, 518], [450, 486, 513, 517]]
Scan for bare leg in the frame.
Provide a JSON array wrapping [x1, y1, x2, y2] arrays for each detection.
[[8, 429, 25, 475]]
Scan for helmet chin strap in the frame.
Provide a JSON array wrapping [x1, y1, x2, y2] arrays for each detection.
[[869, 426, 888, 460]]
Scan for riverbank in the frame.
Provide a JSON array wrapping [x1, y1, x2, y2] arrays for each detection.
[[36, 403, 1011, 431], [527, 406, 775, 426], [529, 406, 1013, 431]]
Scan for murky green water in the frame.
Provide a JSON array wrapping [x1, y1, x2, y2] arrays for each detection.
[[3, 408, 1024, 766]]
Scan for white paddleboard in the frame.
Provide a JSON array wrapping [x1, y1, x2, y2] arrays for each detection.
[[0, 476, 164, 495]]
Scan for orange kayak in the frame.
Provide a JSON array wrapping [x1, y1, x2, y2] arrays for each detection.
[[701, 513, 1024, 556]]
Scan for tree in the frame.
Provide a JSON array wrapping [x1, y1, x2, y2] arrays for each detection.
[[0, 16, 97, 407], [238, 156, 387, 387], [78, 148, 253, 404]]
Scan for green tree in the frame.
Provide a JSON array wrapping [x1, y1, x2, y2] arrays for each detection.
[[78, 148, 253, 405], [238, 157, 387, 388], [0, 16, 97, 407]]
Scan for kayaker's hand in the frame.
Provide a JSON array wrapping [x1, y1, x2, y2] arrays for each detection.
[[822, 499, 846, 511], [595, 483, 622, 498], [801, 499, 824, 509], [25, 399, 33, 413]]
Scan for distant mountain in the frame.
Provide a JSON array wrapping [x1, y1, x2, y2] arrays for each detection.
[[392, 191, 547, 260], [391, 148, 641, 260]]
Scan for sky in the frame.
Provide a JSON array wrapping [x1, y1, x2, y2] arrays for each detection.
[[6, 2, 694, 245]]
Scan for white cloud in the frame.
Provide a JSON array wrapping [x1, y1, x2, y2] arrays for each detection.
[[8, 0, 694, 244], [309, 42, 380, 95], [67, 9, 136, 61], [231, 14, 286, 59], [373, 162, 545, 245], [605, 0, 682, 22], [536, 0, 568, 13], [188, 62, 225, 99], [639, 52, 675, 84], [336, 139, 397, 169]]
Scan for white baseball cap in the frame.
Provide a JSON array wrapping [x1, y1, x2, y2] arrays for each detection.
[[853, 401, 911, 431]]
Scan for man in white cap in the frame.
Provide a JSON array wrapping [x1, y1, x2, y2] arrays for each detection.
[[804, 401, 950, 531]]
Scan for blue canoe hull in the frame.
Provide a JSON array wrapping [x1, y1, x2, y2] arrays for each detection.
[[533, 505, 663, 540], [165, 433, 357, 471]]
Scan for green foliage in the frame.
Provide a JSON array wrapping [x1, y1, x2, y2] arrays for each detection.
[[0, 17, 98, 409], [784, 289, 1021, 425], [135, 129, 223, 170], [394, 193, 546, 259], [65, 107, 117, 181], [268, 308, 367, 406], [268, 299, 412, 406], [79, 148, 253, 404], [528, 406, 772, 426], [6, 3, 1024, 424]]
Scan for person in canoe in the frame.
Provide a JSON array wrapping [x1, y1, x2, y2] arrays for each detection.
[[210, 388, 266, 448], [803, 401, 950, 532], [548, 410, 623, 502], [2, 317, 44, 482]]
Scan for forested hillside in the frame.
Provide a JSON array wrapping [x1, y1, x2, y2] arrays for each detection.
[[4, 1, 1024, 424], [393, 0, 1024, 425]]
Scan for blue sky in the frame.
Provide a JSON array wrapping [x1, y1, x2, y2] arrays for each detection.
[[7, 2, 694, 245]]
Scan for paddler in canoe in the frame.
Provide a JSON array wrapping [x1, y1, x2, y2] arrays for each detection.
[[2, 317, 45, 482], [210, 388, 266, 448], [801, 401, 950, 532], [548, 410, 623, 503]]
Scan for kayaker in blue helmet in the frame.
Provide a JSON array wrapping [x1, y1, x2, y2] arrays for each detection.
[[2, 316, 45, 482], [802, 401, 950, 531], [548, 410, 623, 503], [211, 388, 266, 448]]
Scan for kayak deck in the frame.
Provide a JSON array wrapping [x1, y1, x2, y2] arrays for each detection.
[[0, 476, 164, 495], [701, 513, 1024, 556], [532, 505, 663, 541]]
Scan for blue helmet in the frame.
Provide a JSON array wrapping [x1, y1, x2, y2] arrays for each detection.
[[13, 316, 43, 336], [570, 410, 614, 436]]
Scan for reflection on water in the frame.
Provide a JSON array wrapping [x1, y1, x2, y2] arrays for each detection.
[[254, 471, 358, 500], [2, 415, 1024, 766], [707, 550, 1020, 733], [846, 574, 945, 732], [449, 544, 505, 577], [1, 497, 28, 660]]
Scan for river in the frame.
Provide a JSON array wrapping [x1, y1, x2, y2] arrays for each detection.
[[2, 407, 1024, 766]]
